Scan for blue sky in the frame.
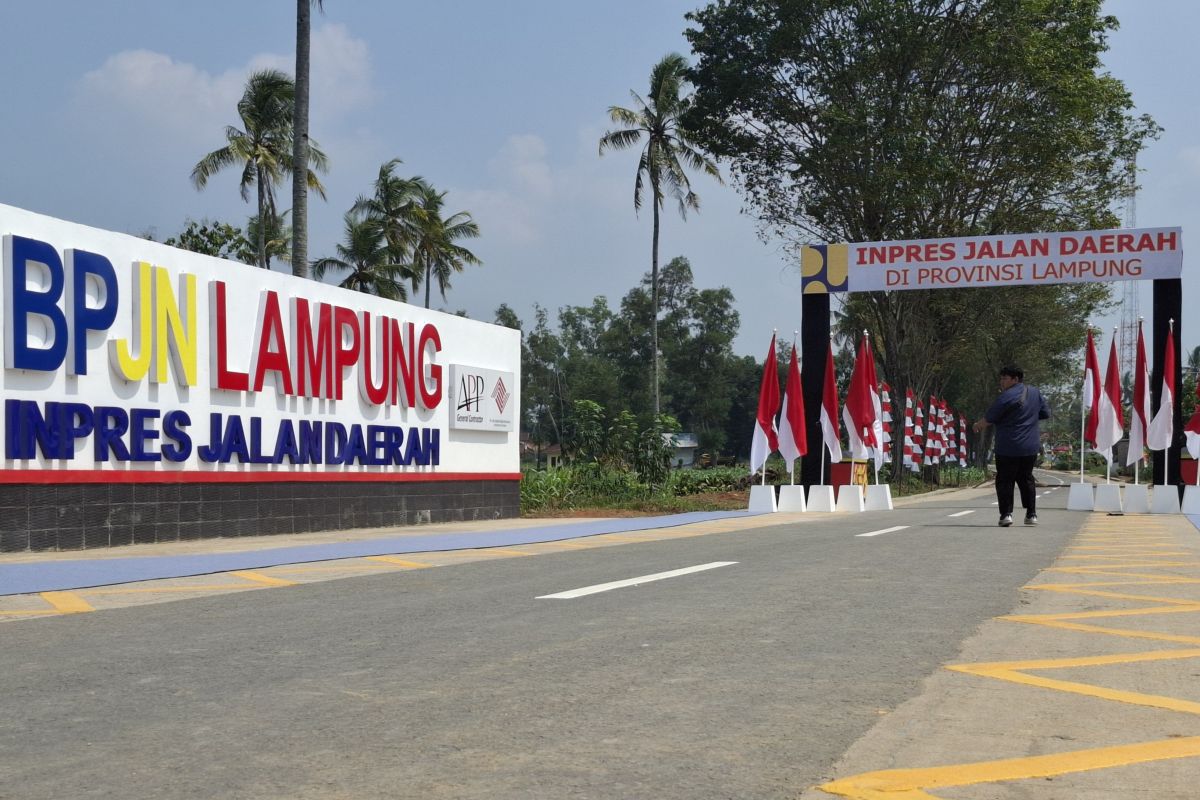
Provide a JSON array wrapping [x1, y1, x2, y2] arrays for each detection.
[[1, 1, 1193, 359]]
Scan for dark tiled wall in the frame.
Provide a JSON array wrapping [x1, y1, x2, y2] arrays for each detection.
[[0, 481, 520, 552]]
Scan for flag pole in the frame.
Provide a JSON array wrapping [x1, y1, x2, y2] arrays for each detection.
[[792, 330, 799, 487], [1079, 324, 1089, 484]]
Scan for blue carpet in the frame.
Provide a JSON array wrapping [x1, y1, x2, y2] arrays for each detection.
[[0, 511, 759, 596]]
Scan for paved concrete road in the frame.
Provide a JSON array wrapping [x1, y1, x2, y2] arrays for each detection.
[[0, 487, 1079, 799]]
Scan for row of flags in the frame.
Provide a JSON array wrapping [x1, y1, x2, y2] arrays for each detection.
[[750, 333, 973, 477], [753, 322, 1200, 482], [1082, 322, 1200, 467]]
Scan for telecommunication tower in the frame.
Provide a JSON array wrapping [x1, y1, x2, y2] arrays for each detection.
[[1118, 157, 1139, 374]]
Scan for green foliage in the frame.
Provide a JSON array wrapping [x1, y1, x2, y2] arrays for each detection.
[[164, 220, 251, 262], [191, 69, 328, 269], [666, 466, 747, 497], [599, 52, 723, 414]]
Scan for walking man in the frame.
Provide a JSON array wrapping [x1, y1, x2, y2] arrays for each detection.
[[973, 366, 1051, 527]]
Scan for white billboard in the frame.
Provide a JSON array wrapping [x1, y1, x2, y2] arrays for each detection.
[[0, 203, 520, 481]]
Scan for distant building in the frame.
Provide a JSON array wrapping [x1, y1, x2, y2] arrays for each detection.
[[667, 432, 699, 468]]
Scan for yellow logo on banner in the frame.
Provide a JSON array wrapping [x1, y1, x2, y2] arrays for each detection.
[[800, 244, 849, 294]]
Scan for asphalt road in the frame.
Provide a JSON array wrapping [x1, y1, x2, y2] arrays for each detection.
[[0, 486, 1081, 799]]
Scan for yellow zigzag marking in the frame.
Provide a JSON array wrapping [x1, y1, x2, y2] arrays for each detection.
[[818, 515, 1200, 799]]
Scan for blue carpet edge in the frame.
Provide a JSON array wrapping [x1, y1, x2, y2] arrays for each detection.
[[0, 510, 764, 596]]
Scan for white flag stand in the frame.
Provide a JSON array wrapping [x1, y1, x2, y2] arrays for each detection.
[[1067, 483, 1095, 511], [748, 484, 778, 513], [1151, 485, 1181, 514], [1124, 483, 1150, 513], [835, 483, 865, 513]]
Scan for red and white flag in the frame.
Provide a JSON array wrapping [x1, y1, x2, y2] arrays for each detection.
[[749, 334, 781, 474], [881, 382, 893, 458], [843, 333, 883, 470], [1127, 321, 1151, 466], [1185, 380, 1200, 460], [958, 413, 968, 467], [912, 400, 925, 471], [777, 342, 807, 470], [1147, 324, 1175, 452], [820, 341, 843, 466], [902, 388, 916, 471], [924, 396, 941, 465], [1083, 329, 1102, 448], [1093, 334, 1125, 464]]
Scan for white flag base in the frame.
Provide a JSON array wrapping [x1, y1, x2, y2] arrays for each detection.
[[864, 484, 893, 511], [807, 485, 836, 512], [777, 485, 807, 512], [748, 484, 777, 513], [1151, 486, 1181, 514], [1123, 484, 1150, 514], [1182, 485, 1200, 514], [835, 484, 865, 513], [1093, 484, 1123, 513], [1066, 483, 1095, 511]]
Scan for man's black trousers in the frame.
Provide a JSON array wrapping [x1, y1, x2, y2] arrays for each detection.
[[995, 454, 1038, 517]]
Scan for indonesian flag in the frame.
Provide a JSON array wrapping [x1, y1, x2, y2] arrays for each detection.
[[820, 341, 843, 465], [912, 400, 925, 471], [749, 333, 781, 474], [1185, 380, 1200, 460], [1083, 329, 1102, 448], [1127, 321, 1151, 466], [1147, 325, 1175, 451], [1093, 335, 1125, 464], [881, 382, 893, 458], [777, 343, 807, 469], [958, 413, 968, 467], [843, 333, 883, 470], [902, 388, 916, 471], [924, 396, 941, 465]]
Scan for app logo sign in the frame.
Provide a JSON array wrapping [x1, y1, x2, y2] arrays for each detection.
[[449, 365, 515, 431]]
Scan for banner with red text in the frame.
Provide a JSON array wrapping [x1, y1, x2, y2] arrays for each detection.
[[846, 227, 1182, 293]]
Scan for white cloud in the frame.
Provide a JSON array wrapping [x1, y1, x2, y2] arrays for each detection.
[[75, 24, 373, 145]]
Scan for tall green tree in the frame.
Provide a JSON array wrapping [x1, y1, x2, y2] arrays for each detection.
[[352, 159, 429, 273], [312, 212, 409, 300], [191, 69, 328, 269], [292, 0, 325, 279], [685, 0, 1157, 465], [164, 220, 250, 262], [599, 52, 722, 417], [409, 185, 482, 309]]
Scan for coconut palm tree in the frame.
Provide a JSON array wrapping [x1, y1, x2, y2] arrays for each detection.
[[351, 159, 429, 273], [598, 53, 721, 415], [292, 0, 325, 279], [192, 69, 328, 269], [408, 185, 482, 309], [312, 212, 410, 301]]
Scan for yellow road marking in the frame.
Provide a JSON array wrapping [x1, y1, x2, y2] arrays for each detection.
[[365, 556, 433, 568], [817, 512, 1200, 799], [475, 548, 534, 557], [229, 570, 296, 587], [39, 591, 94, 614], [820, 737, 1200, 799], [84, 585, 251, 594]]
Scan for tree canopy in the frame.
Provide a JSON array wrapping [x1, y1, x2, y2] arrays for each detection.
[[684, 0, 1159, 436]]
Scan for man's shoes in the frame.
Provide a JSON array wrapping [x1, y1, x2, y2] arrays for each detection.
[[999, 514, 1013, 527], [1024, 515, 1038, 526]]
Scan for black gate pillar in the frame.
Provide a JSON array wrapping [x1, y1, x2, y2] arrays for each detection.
[[800, 292, 830, 488], [1151, 278, 1182, 490]]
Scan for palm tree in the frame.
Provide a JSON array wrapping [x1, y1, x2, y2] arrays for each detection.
[[292, 0, 325, 279], [598, 53, 721, 415], [351, 159, 428, 273], [1188, 345, 1200, 377], [312, 212, 410, 301], [191, 69, 328, 269], [408, 185, 482, 309], [244, 210, 292, 268]]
